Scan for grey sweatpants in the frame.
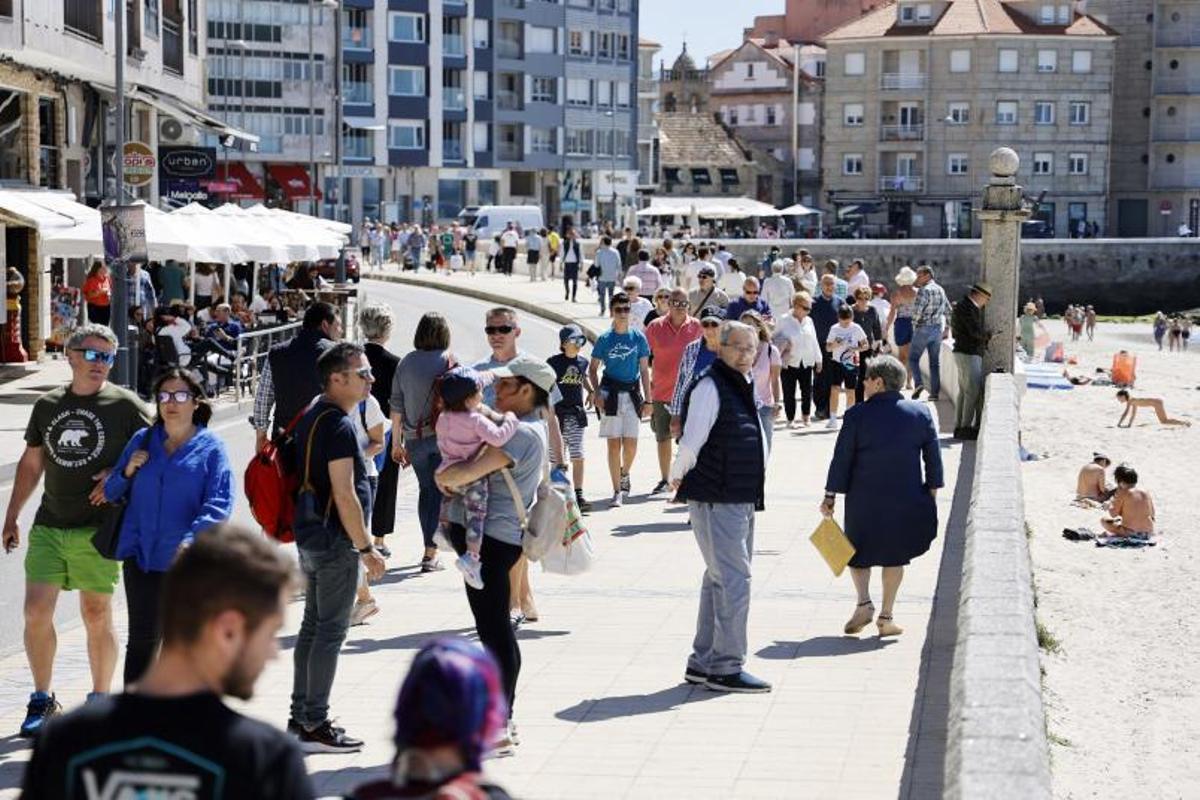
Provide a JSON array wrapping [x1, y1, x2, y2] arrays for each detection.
[[687, 500, 756, 677]]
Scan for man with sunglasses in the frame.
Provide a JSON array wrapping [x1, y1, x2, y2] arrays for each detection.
[[687, 267, 729, 318], [725, 277, 773, 323], [644, 288, 702, 494], [3, 324, 152, 737]]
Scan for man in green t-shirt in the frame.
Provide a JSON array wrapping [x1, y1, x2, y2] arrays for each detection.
[[3, 324, 151, 738]]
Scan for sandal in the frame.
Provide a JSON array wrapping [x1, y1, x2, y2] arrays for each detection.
[[844, 601, 875, 635], [876, 614, 904, 638]]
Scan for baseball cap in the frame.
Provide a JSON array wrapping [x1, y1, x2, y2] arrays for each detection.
[[440, 366, 482, 407], [698, 306, 724, 322], [558, 324, 586, 344], [872, 282, 887, 296], [698, 266, 716, 278], [490, 356, 558, 394]]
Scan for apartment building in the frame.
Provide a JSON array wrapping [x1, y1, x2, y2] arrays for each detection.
[[822, 0, 1116, 239], [636, 37, 661, 202], [1085, 0, 1200, 236], [205, 0, 333, 214], [708, 37, 824, 208]]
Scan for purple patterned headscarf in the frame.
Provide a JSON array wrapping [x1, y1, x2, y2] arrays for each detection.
[[393, 638, 508, 771]]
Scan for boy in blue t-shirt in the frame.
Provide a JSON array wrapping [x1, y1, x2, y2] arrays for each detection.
[[547, 324, 594, 512]]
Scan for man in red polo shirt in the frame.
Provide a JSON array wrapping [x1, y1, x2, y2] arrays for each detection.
[[644, 287, 703, 494]]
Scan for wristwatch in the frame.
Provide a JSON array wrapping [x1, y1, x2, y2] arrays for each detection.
[[357, 544, 375, 555]]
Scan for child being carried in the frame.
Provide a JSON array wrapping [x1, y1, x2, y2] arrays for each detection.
[[436, 367, 520, 589]]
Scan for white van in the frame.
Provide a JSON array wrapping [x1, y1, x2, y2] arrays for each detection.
[[466, 206, 545, 239]]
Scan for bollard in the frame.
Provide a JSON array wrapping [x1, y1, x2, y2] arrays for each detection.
[[977, 148, 1031, 375]]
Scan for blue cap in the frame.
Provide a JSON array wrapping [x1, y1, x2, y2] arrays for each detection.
[[440, 367, 482, 407], [559, 324, 585, 344]]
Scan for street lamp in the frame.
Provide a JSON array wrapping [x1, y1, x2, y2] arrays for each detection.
[[605, 109, 617, 227]]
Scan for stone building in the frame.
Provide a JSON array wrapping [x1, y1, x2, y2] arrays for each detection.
[[656, 111, 787, 207], [821, 0, 1117, 239]]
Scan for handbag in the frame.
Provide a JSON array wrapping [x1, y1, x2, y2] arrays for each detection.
[[500, 465, 568, 563], [810, 517, 856, 577], [539, 488, 595, 575], [91, 428, 150, 560]]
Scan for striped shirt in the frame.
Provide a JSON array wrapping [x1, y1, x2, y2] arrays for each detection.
[[912, 279, 950, 327]]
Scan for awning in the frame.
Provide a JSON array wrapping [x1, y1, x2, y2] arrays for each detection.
[[91, 82, 259, 149], [266, 164, 322, 200], [210, 163, 265, 200], [0, 188, 102, 258], [343, 117, 386, 131], [636, 196, 782, 219], [777, 203, 822, 216], [719, 168, 740, 187], [691, 168, 712, 186]]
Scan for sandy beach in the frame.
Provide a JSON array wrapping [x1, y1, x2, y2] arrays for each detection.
[[1018, 319, 1200, 799]]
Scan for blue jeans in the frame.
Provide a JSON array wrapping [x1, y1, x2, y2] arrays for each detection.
[[406, 435, 443, 550], [597, 281, 615, 315], [291, 543, 359, 727], [687, 501, 756, 677], [908, 324, 944, 397]]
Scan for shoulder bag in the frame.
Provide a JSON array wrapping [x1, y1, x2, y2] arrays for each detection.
[[91, 428, 151, 560], [500, 463, 568, 563]]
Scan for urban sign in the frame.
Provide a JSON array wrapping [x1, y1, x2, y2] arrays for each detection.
[[122, 142, 156, 186], [159, 146, 216, 205]]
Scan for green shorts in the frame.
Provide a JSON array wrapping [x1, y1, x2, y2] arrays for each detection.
[[25, 525, 120, 594], [650, 401, 674, 443]]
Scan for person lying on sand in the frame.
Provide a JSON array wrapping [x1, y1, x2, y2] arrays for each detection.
[[1100, 464, 1156, 538], [1116, 389, 1191, 428], [1076, 453, 1114, 502]]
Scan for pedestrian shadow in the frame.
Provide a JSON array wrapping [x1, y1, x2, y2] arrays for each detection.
[[610, 521, 691, 537], [307, 762, 391, 797], [0, 737, 32, 792], [662, 504, 689, 513], [555, 683, 721, 723], [897, 441, 975, 800], [515, 628, 571, 642], [341, 626, 480, 655], [756, 636, 895, 660], [371, 566, 426, 588], [0, 736, 31, 757]]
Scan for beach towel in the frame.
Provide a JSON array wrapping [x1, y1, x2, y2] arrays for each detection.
[[1095, 534, 1155, 549], [1025, 363, 1074, 391]]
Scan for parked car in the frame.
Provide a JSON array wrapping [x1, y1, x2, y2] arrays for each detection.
[[1021, 220, 1055, 239], [313, 249, 361, 283]]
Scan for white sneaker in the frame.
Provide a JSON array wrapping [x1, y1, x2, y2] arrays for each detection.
[[456, 552, 485, 590], [350, 599, 379, 626], [826, 416, 840, 430], [611, 491, 624, 508]]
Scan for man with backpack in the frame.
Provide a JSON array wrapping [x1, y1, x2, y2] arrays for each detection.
[[252, 302, 341, 453], [289, 342, 386, 754]]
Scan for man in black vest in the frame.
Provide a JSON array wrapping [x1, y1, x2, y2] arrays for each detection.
[[670, 320, 771, 694], [950, 282, 993, 441], [253, 302, 341, 452]]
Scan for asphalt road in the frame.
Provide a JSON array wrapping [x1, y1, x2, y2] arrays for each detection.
[[0, 280, 564, 658]]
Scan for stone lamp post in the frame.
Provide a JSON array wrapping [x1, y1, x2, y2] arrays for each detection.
[[977, 147, 1031, 375]]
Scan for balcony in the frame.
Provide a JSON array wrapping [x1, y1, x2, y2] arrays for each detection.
[[342, 135, 375, 160], [880, 124, 924, 141], [443, 140, 464, 161], [880, 73, 926, 90], [344, 81, 374, 104], [162, 17, 184, 75], [879, 175, 924, 192], [1157, 74, 1200, 95], [343, 26, 371, 49], [443, 87, 466, 110], [496, 90, 523, 111], [497, 142, 523, 161], [496, 39, 522, 60], [444, 34, 467, 57], [1157, 26, 1200, 47]]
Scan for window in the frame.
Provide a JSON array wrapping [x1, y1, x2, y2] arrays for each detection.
[[1068, 152, 1088, 174], [597, 80, 612, 107], [1033, 152, 1053, 175], [597, 32, 612, 58], [473, 19, 490, 49], [64, 0, 103, 41], [616, 81, 631, 107], [916, 3, 932, 20], [746, 105, 759, 124], [948, 153, 969, 175], [531, 127, 556, 154], [950, 49, 971, 73], [728, 106, 739, 125], [528, 25, 556, 54], [1038, 50, 1057, 72], [998, 49, 1019, 73], [145, 0, 160, 38], [1040, 4, 1054, 23], [617, 34, 630, 60], [474, 70, 490, 100], [1072, 50, 1092, 73], [948, 101, 970, 124], [845, 52, 866, 76], [389, 121, 425, 149], [1058, 4, 1071, 23], [568, 30, 590, 56], [1, 0, 12, 18], [1035, 101, 1055, 124], [531, 76, 556, 103], [996, 101, 1018, 125], [390, 13, 425, 43], [766, 105, 777, 126], [844, 103, 864, 126], [567, 78, 591, 106], [473, 122, 489, 152], [843, 154, 864, 175], [900, 5, 915, 22], [566, 128, 592, 155], [1069, 101, 1090, 125], [389, 66, 425, 97]]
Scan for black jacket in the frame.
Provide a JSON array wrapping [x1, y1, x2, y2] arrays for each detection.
[[268, 328, 333, 435], [951, 296, 989, 356], [364, 342, 399, 416]]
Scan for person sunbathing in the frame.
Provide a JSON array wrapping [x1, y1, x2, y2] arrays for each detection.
[[1076, 453, 1114, 501], [1116, 389, 1191, 428], [1100, 464, 1156, 538]]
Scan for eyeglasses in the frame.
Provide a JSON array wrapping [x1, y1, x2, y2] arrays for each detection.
[[723, 344, 758, 356], [668, 300, 689, 308], [701, 320, 721, 328], [485, 325, 515, 335], [72, 348, 116, 366], [157, 390, 194, 405], [344, 367, 374, 380]]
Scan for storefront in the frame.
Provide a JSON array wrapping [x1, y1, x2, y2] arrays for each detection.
[[264, 164, 322, 212]]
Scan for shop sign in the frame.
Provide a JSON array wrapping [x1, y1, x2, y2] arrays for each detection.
[[122, 142, 156, 186]]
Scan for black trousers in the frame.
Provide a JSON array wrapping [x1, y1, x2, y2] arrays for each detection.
[[446, 524, 523, 714], [122, 561, 165, 686], [855, 354, 874, 405], [87, 305, 111, 325], [563, 265, 579, 301], [814, 354, 835, 416], [781, 365, 814, 421], [502, 247, 517, 275], [372, 455, 399, 538]]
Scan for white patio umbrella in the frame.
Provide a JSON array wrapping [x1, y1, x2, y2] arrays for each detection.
[[210, 203, 319, 263], [239, 204, 340, 260], [777, 203, 822, 217], [172, 203, 291, 265]]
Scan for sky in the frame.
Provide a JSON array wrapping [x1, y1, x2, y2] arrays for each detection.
[[639, 0, 785, 69]]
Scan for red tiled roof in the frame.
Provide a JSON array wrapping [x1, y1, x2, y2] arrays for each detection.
[[822, 0, 1116, 41]]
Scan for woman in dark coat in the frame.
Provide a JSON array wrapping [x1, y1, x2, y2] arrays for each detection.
[[821, 354, 943, 638], [361, 303, 401, 557]]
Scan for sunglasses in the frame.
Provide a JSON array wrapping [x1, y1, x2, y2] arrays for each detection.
[[611, 307, 631, 314], [668, 300, 688, 308], [157, 390, 194, 405], [744, 290, 759, 296], [72, 348, 116, 366], [485, 325, 515, 335], [701, 320, 721, 328], [344, 367, 374, 380]]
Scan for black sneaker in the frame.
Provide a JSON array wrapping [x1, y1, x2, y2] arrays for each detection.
[[651, 479, 670, 494], [19, 691, 61, 738], [684, 667, 708, 685], [299, 720, 363, 753], [575, 492, 592, 514], [288, 718, 344, 737], [911, 387, 924, 400], [705, 671, 773, 694]]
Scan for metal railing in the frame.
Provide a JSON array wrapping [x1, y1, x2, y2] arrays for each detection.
[[345, 81, 374, 104], [496, 89, 522, 110], [443, 139, 464, 160], [444, 34, 467, 56], [880, 124, 925, 141], [879, 175, 924, 192], [343, 26, 372, 49], [881, 72, 926, 90], [497, 142, 523, 160], [230, 321, 302, 403], [443, 86, 466, 110], [496, 39, 522, 59]]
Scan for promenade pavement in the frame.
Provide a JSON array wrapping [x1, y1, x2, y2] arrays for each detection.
[[0, 271, 964, 799]]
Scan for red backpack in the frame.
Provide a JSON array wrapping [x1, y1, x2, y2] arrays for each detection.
[[244, 407, 310, 543]]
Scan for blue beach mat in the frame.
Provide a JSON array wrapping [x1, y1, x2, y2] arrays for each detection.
[[1024, 362, 1074, 391]]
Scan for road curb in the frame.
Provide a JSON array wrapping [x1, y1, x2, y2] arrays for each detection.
[[365, 271, 600, 342]]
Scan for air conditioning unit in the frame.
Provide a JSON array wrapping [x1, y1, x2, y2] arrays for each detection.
[[160, 118, 185, 142]]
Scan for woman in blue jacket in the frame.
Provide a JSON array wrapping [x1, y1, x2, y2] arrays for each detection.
[[105, 368, 234, 685]]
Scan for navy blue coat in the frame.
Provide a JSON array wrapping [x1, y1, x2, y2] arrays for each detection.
[[825, 390, 944, 567]]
